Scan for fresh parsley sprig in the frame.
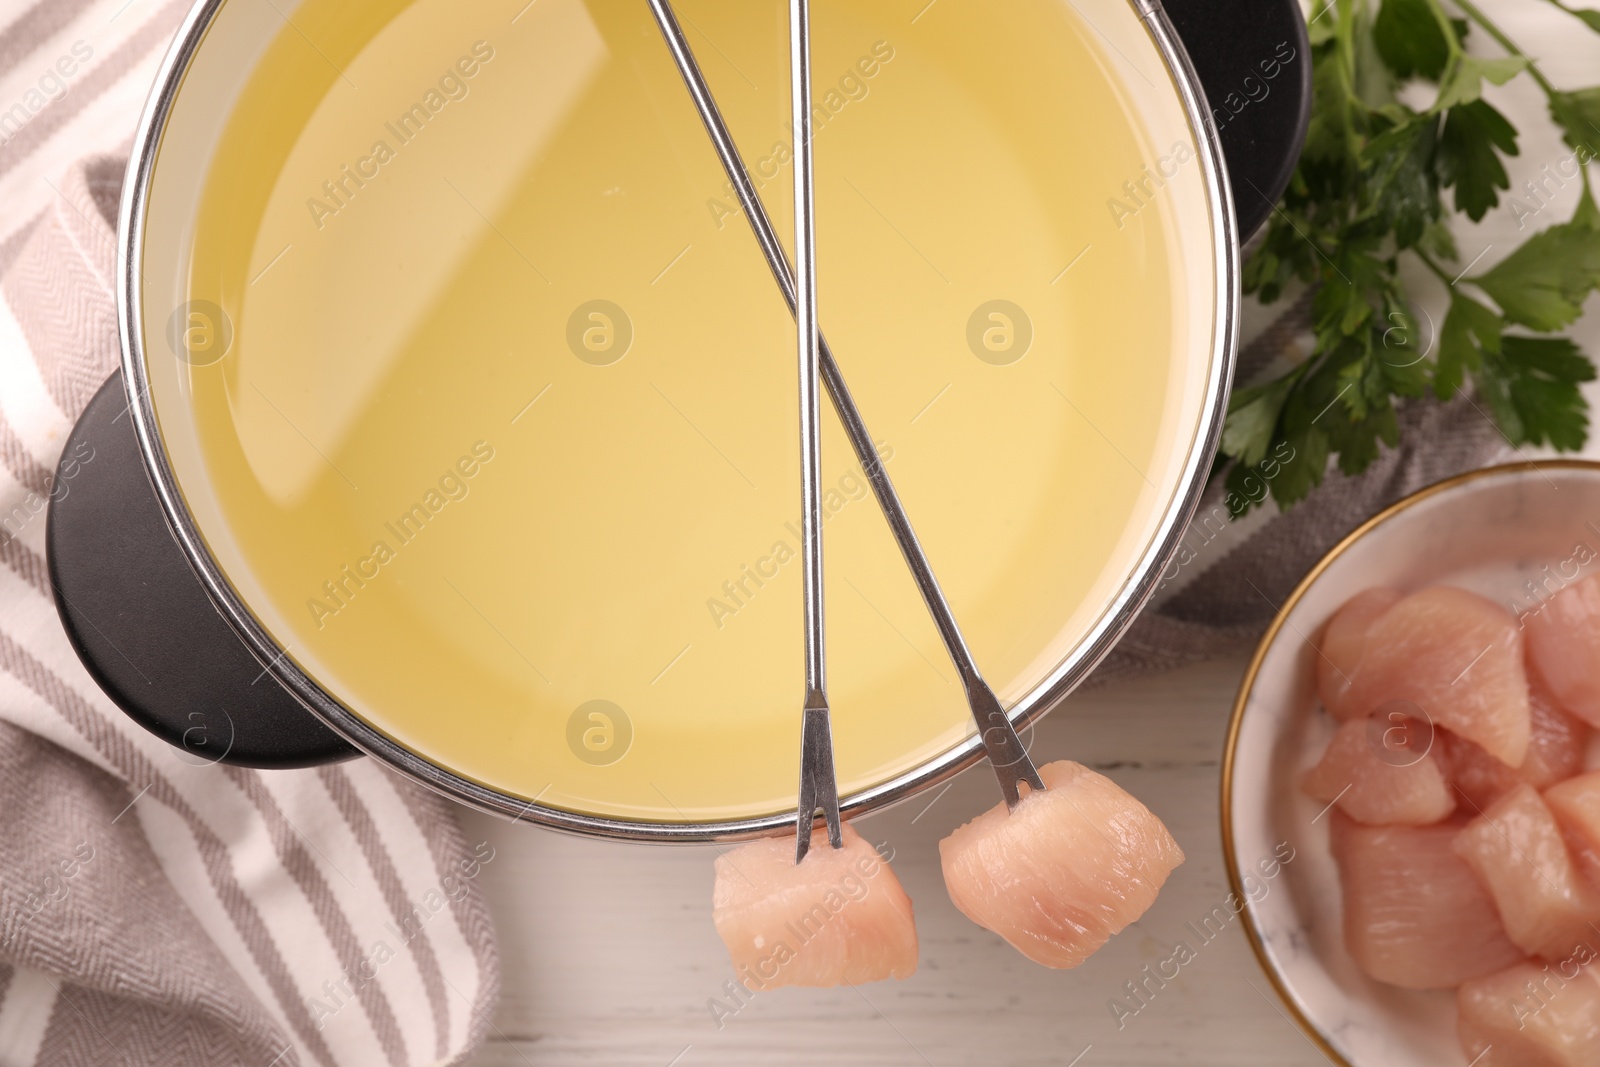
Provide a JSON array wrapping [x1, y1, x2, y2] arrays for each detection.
[[1223, 0, 1600, 515]]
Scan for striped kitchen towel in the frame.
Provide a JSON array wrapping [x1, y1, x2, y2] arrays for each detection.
[[0, 3, 497, 1066]]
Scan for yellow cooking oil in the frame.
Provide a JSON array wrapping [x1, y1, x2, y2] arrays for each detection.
[[147, 0, 1214, 822]]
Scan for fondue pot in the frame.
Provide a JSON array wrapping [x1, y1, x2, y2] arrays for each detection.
[[48, 0, 1308, 840]]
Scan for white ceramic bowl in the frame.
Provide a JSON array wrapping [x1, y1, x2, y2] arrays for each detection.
[[1222, 460, 1600, 1066]]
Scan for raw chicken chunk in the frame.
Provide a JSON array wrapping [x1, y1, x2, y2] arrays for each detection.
[[1302, 717, 1454, 825], [712, 822, 916, 988], [1527, 573, 1600, 728], [1453, 784, 1600, 960], [1329, 814, 1522, 988], [1316, 587, 1402, 720], [939, 760, 1184, 969], [1459, 959, 1600, 1066], [1341, 587, 1530, 766], [1447, 682, 1589, 811], [1545, 771, 1600, 891]]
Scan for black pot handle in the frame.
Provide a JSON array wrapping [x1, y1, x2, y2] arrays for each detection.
[[1162, 0, 1313, 241], [47, 372, 358, 768]]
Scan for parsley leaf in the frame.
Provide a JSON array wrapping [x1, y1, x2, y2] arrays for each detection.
[[1486, 336, 1596, 450], [1223, 374, 1300, 468], [1325, 395, 1400, 474], [1473, 219, 1600, 331], [1549, 87, 1600, 151], [1434, 292, 1502, 398], [1365, 115, 1440, 248], [1303, 32, 1366, 175], [1436, 55, 1528, 110], [1436, 100, 1519, 220], [1432, 300, 1593, 450], [1373, 0, 1451, 81]]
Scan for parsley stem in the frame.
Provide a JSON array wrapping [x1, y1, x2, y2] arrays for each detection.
[[1448, 0, 1560, 96], [1413, 247, 1458, 287], [1420, 0, 1465, 58]]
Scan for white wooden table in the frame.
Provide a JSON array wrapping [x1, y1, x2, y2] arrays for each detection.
[[460, 653, 1329, 1066]]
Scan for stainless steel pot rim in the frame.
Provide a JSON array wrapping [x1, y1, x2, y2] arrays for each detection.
[[116, 0, 1240, 842]]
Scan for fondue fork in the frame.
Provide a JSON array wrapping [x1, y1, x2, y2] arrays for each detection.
[[646, 0, 1045, 811], [788, 0, 841, 864]]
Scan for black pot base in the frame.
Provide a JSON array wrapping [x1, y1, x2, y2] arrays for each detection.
[[46, 373, 358, 768]]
